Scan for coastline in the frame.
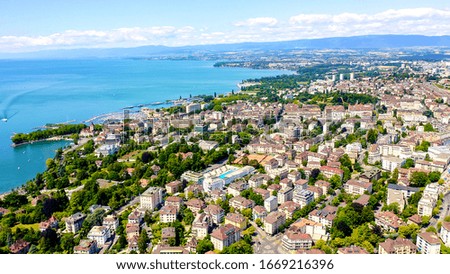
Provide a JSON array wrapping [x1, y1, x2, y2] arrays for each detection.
[[11, 136, 73, 148], [0, 62, 286, 195]]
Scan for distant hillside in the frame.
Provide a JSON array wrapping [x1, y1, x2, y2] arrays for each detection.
[[2, 35, 450, 59]]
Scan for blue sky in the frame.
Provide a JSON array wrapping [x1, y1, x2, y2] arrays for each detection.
[[0, 0, 449, 52]]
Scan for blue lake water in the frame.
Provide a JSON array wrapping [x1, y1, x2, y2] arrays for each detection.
[[0, 59, 287, 193]]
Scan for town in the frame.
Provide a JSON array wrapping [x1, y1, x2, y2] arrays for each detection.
[[1, 52, 450, 255]]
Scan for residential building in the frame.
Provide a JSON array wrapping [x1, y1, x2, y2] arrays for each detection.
[[210, 224, 241, 251], [165, 180, 183, 194], [74, 239, 98, 254], [165, 196, 184, 212], [39, 216, 58, 232], [378, 238, 417, 254], [417, 232, 441, 254], [127, 210, 143, 225], [181, 171, 204, 185], [140, 187, 164, 211], [9, 239, 30, 254], [277, 187, 294, 204], [102, 215, 119, 232], [281, 230, 313, 251], [278, 201, 300, 219], [253, 206, 267, 221], [185, 198, 206, 214], [184, 184, 204, 197], [387, 184, 419, 212], [382, 156, 405, 172], [87, 226, 111, 247], [289, 218, 328, 241], [225, 213, 247, 230], [264, 196, 278, 213], [160, 205, 178, 223], [293, 189, 314, 208], [354, 194, 371, 206], [66, 212, 86, 233], [375, 211, 405, 232], [440, 221, 450, 247], [248, 174, 271, 188], [192, 213, 210, 240], [264, 212, 286, 235], [229, 196, 254, 211], [125, 223, 140, 240], [337, 246, 369, 254], [308, 206, 337, 227], [344, 180, 372, 195], [161, 227, 176, 244], [204, 204, 225, 225]]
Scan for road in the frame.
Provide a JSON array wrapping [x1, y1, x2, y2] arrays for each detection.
[[251, 221, 286, 254]]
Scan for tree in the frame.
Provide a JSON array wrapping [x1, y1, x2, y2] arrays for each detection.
[[60, 233, 76, 253], [221, 240, 253, 254], [138, 230, 149, 254], [197, 236, 214, 254], [410, 171, 430, 187], [329, 175, 342, 189], [429, 171, 441, 182], [367, 129, 378, 144], [398, 224, 420, 240], [382, 203, 400, 214], [255, 218, 263, 227], [402, 158, 415, 169], [424, 123, 435, 132], [182, 208, 194, 225]]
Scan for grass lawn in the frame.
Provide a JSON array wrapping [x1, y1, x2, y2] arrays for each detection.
[[12, 223, 39, 232]]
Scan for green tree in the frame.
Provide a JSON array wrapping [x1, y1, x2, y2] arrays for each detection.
[[197, 235, 214, 254], [402, 158, 415, 168], [424, 123, 435, 132], [221, 240, 253, 254], [182, 208, 194, 225], [398, 224, 420, 240], [138, 230, 149, 254], [410, 171, 430, 187], [367, 129, 378, 144]]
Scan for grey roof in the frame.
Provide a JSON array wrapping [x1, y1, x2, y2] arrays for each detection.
[[388, 184, 419, 192]]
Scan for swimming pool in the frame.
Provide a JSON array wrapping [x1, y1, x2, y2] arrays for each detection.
[[219, 168, 238, 179]]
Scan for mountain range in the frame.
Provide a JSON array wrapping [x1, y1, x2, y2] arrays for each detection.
[[2, 34, 450, 59]]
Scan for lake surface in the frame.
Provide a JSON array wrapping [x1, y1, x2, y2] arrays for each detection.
[[0, 59, 287, 193]]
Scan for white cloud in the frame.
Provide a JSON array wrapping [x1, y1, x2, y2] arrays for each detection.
[[1, 8, 450, 52], [235, 17, 278, 27]]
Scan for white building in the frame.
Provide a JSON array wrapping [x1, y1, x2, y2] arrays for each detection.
[[202, 177, 225, 193], [102, 215, 120, 232], [140, 187, 164, 211], [87, 226, 111, 247], [159, 206, 178, 223], [293, 189, 314, 208], [440, 222, 450, 247], [264, 196, 278, 213], [417, 232, 441, 254], [418, 183, 440, 217], [94, 144, 120, 157], [381, 156, 405, 172], [186, 103, 201, 114]]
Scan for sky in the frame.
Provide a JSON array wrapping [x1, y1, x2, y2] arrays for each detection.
[[0, 0, 449, 52]]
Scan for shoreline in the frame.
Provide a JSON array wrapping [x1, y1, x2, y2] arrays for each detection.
[[11, 136, 73, 148], [1, 64, 287, 195]]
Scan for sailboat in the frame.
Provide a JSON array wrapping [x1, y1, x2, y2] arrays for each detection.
[[1, 111, 18, 122]]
